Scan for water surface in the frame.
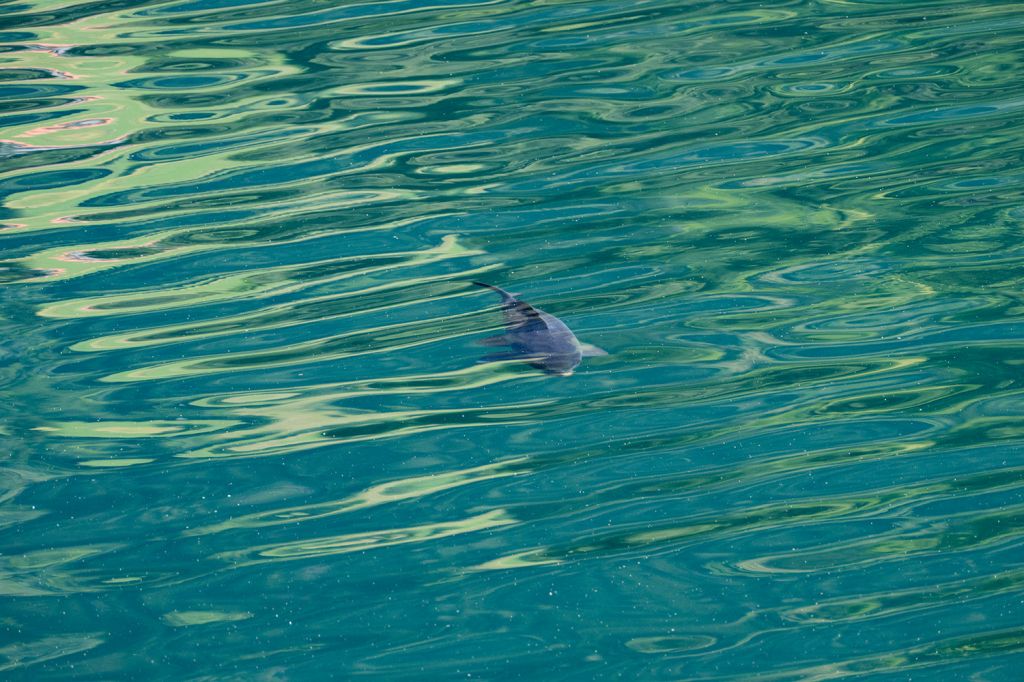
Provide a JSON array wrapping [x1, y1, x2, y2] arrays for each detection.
[[3, 0, 1024, 678]]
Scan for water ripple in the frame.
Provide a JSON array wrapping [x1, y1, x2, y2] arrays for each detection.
[[4, 0, 1024, 678]]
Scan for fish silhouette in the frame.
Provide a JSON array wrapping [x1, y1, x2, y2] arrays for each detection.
[[472, 281, 607, 376]]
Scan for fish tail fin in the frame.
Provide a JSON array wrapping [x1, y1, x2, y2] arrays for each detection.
[[476, 334, 512, 347]]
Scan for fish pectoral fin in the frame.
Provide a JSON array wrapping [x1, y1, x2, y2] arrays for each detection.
[[579, 343, 608, 357], [476, 334, 512, 347], [477, 351, 536, 364]]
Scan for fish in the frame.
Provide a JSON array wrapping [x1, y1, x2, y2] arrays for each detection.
[[472, 281, 607, 376]]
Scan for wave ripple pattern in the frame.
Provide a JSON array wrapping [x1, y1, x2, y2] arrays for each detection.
[[3, 0, 1024, 678]]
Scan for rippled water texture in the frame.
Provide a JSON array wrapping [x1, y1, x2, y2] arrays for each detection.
[[3, 0, 1024, 677]]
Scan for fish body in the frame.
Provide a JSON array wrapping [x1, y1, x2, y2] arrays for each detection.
[[472, 281, 606, 375]]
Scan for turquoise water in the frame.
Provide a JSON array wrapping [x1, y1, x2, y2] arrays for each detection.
[[3, 0, 1024, 677]]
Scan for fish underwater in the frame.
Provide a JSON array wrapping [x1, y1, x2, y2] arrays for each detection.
[[472, 281, 607, 376]]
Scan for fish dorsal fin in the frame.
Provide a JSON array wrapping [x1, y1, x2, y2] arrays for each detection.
[[504, 299, 546, 331], [473, 281, 547, 331], [578, 342, 608, 357]]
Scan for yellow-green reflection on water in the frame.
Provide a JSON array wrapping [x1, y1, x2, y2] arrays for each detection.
[[191, 457, 526, 535], [4, 0, 1024, 678], [215, 509, 517, 566]]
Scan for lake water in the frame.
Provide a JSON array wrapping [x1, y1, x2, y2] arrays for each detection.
[[3, 0, 1024, 678]]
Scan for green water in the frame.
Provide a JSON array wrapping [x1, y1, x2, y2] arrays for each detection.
[[3, 0, 1024, 678]]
